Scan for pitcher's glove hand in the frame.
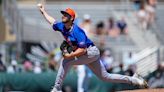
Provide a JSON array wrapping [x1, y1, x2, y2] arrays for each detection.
[[60, 40, 73, 56]]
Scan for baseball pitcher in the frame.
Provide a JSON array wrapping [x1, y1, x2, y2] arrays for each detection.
[[37, 3, 148, 92]]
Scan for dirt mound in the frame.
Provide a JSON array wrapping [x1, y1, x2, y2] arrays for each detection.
[[119, 88, 164, 92]]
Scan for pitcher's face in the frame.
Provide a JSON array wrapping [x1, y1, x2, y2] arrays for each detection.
[[62, 13, 71, 23]]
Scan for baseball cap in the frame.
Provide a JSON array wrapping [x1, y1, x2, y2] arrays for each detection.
[[61, 8, 76, 19], [83, 14, 91, 20]]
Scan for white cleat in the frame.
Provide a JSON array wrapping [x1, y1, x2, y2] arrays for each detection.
[[132, 73, 149, 88], [50, 87, 62, 92]]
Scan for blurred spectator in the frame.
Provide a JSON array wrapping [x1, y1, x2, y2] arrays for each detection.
[[148, 72, 164, 88], [52, 48, 63, 70], [116, 17, 128, 35], [132, 0, 142, 11], [40, 62, 47, 72], [95, 21, 106, 47], [107, 17, 119, 37], [80, 14, 94, 38], [101, 49, 114, 73], [123, 52, 134, 67], [7, 60, 19, 73], [123, 52, 136, 72], [48, 53, 57, 71], [124, 65, 135, 76], [23, 60, 33, 72], [0, 54, 6, 72], [95, 21, 105, 35], [148, 65, 164, 88], [147, 63, 164, 88], [33, 62, 42, 74], [137, 3, 148, 30], [117, 63, 125, 75], [108, 17, 115, 30], [145, 0, 157, 27], [147, 0, 157, 7]]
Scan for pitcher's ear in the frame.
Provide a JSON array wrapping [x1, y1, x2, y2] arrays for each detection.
[[70, 17, 74, 21]]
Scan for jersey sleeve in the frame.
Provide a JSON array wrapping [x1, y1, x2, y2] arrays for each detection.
[[75, 29, 87, 48], [52, 22, 63, 31]]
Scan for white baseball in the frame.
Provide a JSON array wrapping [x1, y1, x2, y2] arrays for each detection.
[[37, 3, 42, 7]]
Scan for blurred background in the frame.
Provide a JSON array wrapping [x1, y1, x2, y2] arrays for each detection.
[[0, 0, 164, 92]]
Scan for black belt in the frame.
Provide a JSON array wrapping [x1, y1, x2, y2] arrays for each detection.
[[87, 43, 95, 48]]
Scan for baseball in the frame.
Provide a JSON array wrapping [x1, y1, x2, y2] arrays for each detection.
[[37, 3, 42, 7]]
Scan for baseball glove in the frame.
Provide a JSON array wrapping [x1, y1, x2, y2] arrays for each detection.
[[60, 40, 73, 55]]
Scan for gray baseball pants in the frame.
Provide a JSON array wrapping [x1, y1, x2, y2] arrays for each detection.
[[54, 46, 133, 90]]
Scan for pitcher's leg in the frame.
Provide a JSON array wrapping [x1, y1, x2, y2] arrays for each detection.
[[68, 54, 99, 65], [53, 54, 99, 91], [54, 59, 72, 90], [87, 58, 133, 84]]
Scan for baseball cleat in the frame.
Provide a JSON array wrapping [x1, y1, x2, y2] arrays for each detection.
[[132, 73, 149, 88]]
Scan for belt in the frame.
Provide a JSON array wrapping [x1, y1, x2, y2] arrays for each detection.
[[87, 43, 95, 48]]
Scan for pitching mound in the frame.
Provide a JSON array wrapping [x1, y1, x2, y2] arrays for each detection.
[[119, 88, 164, 92]]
